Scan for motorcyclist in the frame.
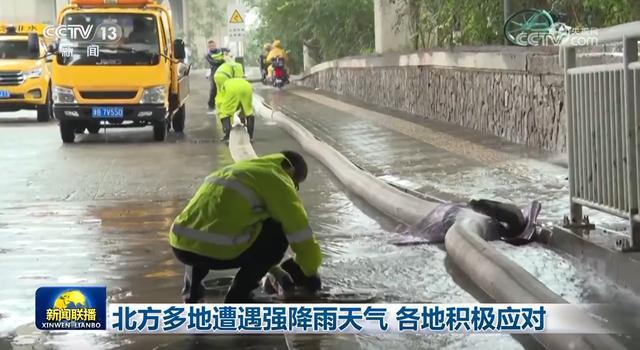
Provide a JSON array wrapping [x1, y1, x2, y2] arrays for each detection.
[[266, 40, 289, 81], [259, 43, 272, 84]]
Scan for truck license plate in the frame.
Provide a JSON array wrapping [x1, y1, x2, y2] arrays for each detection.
[[0, 90, 10, 99], [92, 106, 124, 118]]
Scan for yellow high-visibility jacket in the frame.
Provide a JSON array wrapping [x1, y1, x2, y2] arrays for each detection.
[[266, 40, 287, 64], [169, 153, 322, 277], [214, 62, 245, 109], [214, 61, 244, 81]]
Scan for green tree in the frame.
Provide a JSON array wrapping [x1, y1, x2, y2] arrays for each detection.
[[396, 0, 503, 49], [184, 0, 225, 68], [244, 0, 375, 72], [397, 0, 640, 49], [546, 0, 640, 27]]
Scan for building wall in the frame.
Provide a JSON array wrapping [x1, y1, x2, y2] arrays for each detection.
[[183, 0, 236, 68], [0, 0, 61, 24]]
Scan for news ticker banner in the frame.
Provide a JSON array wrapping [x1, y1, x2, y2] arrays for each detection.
[[36, 286, 616, 334]]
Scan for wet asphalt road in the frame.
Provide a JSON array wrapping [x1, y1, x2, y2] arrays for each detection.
[[0, 71, 635, 349], [0, 72, 533, 350]]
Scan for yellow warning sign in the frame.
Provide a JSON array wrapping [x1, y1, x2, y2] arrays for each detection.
[[229, 9, 244, 24]]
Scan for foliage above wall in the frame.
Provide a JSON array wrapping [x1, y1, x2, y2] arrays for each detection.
[[182, 0, 225, 68], [398, 0, 640, 49], [244, 0, 375, 72]]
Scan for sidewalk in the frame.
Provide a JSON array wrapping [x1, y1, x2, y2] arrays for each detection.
[[257, 86, 628, 233]]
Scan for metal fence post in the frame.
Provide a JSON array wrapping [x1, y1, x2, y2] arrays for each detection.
[[623, 36, 640, 250], [503, 0, 513, 45], [564, 46, 583, 225]]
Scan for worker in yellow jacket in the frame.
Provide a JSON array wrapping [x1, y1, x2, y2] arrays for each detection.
[[213, 58, 245, 111], [169, 151, 323, 303], [218, 76, 255, 142]]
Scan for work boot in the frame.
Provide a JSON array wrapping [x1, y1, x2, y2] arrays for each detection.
[[246, 116, 255, 142], [182, 266, 206, 303], [224, 281, 258, 303], [220, 117, 231, 142]]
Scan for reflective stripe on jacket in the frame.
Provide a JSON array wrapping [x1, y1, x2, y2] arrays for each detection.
[[169, 153, 322, 276]]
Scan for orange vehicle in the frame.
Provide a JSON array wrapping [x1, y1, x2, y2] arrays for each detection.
[[36, 0, 190, 143], [0, 23, 52, 122]]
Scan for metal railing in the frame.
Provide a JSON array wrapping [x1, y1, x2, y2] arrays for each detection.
[[561, 22, 640, 251]]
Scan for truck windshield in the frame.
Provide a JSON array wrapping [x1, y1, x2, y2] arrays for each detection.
[[58, 13, 160, 66], [0, 40, 37, 59]]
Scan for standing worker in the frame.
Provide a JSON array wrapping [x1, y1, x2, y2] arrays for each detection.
[[259, 43, 272, 84], [205, 40, 227, 113], [213, 57, 246, 142], [169, 151, 323, 303]]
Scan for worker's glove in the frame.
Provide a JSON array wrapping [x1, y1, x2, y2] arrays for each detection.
[[305, 275, 322, 293], [267, 266, 295, 293], [280, 258, 304, 282], [281, 258, 322, 293]]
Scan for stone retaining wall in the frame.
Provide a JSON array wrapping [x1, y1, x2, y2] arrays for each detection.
[[298, 48, 570, 153]]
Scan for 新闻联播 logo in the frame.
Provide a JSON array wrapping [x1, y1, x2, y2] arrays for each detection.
[[35, 286, 106, 330]]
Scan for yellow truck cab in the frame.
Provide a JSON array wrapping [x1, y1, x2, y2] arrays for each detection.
[[45, 0, 190, 143], [0, 24, 53, 122]]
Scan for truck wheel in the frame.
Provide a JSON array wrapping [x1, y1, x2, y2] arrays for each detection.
[[153, 121, 167, 141], [60, 122, 76, 143], [87, 123, 101, 134], [37, 106, 50, 122], [172, 105, 186, 132], [37, 86, 53, 122], [75, 126, 86, 134]]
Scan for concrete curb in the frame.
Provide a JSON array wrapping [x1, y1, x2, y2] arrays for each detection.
[[446, 222, 623, 350], [253, 94, 625, 350], [549, 226, 640, 295]]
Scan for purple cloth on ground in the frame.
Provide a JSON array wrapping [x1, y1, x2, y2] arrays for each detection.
[[400, 200, 542, 245], [402, 203, 466, 243]]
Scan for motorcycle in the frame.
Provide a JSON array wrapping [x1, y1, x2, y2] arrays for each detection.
[[271, 57, 288, 89]]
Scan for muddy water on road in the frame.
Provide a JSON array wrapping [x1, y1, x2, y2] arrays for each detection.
[[0, 120, 530, 350], [0, 79, 610, 350]]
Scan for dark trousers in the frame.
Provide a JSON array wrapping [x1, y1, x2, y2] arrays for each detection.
[[207, 78, 217, 109], [468, 199, 526, 238], [172, 219, 288, 303]]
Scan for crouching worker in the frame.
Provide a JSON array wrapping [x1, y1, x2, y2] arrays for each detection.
[[169, 151, 323, 303], [393, 199, 542, 246], [213, 58, 244, 112], [214, 59, 246, 142]]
